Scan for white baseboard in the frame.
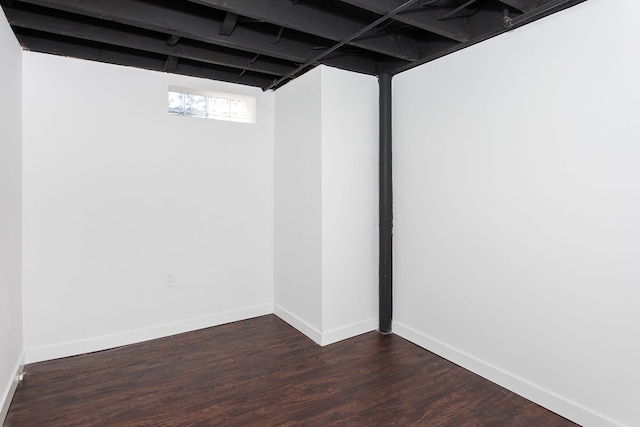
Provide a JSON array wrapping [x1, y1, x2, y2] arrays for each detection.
[[393, 321, 623, 427], [25, 304, 273, 364], [320, 318, 377, 346], [274, 305, 377, 347], [1, 352, 25, 426], [274, 305, 322, 345]]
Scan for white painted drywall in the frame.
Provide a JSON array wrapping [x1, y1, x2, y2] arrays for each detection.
[[320, 67, 378, 342], [393, 1, 639, 426], [274, 67, 324, 340], [21, 53, 275, 362], [274, 66, 378, 345], [0, 11, 24, 423]]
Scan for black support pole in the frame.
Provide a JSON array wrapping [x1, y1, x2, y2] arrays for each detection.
[[379, 73, 393, 334]]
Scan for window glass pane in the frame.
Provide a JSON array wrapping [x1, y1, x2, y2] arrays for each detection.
[[230, 100, 248, 119], [168, 88, 254, 123], [209, 97, 231, 118], [168, 91, 184, 115], [184, 94, 207, 117]]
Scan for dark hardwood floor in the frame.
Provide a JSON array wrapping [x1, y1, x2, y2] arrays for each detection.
[[5, 315, 579, 426]]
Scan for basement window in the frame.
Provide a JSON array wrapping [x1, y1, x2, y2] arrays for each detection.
[[168, 86, 256, 123]]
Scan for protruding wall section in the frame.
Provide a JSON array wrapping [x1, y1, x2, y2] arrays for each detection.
[[320, 66, 378, 343], [274, 66, 378, 345], [274, 67, 324, 340], [0, 11, 24, 424]]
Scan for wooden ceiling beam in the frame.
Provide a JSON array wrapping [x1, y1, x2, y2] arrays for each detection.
[[4, 8, 295, 76]]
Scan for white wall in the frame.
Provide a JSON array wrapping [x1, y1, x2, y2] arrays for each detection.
[[0, 11, 23, 423], [22, 53, 275, 362], [274, 66, 378, 344], [320, 67, 378, 341], [393, 1, 639, 426], [274, 67, 324, 339]]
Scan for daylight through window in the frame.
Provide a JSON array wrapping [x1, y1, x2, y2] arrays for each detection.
[[168, 87, 256, 123]]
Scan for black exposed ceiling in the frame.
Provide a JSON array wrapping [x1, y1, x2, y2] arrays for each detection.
[[1, 0, 586, 90]]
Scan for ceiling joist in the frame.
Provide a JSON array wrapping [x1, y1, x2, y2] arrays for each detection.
[[497, 0, 538, 12]]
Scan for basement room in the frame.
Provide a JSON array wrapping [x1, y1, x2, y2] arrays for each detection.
[[1, 0, 637, 425]]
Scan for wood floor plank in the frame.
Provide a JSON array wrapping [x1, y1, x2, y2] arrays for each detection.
[[5, 315, 579, 426]]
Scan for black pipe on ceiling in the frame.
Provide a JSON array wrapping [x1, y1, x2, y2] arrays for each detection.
[[379, 72, 393, 334], [504, 0, 577, 28]]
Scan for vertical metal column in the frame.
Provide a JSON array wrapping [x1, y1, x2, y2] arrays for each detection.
[[379, 73, 393, 334]]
